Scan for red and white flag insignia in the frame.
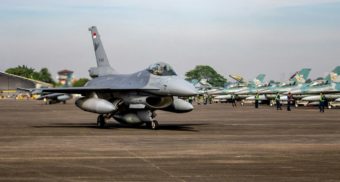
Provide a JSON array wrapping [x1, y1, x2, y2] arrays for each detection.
[[93, 32, 97, 39]]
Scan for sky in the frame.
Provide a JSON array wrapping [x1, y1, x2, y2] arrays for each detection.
[[1, 0, 340, 82]]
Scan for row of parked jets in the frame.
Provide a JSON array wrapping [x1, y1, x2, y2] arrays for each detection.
[[194, 66, 340, 108]]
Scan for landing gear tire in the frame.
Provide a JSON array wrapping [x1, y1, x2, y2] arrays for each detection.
[[97, 115, 106, 128], [151, 120, 159, 130]]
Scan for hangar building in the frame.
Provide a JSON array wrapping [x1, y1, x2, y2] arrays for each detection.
[[0, 72, 52, 98]]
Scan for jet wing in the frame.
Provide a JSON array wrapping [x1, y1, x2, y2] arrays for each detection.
[[17, 88, 34, 92], [306, 90, 340, 94], [17, 87, 43, 94], [40, 87, 159, 94], [37, 93, 66, 100]]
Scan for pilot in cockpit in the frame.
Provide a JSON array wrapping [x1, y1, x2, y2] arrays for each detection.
[[147, 62, 177, 76]]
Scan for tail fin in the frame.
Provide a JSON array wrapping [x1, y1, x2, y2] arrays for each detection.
[[292, 68, 311, 84], [325, 66, 340, 83], [254, 74, 266, 83], [250, 74, 266, 87], [88, 26, 115, 78]]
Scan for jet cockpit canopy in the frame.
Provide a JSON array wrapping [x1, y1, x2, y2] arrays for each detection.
[[147, 62, 177, 76]]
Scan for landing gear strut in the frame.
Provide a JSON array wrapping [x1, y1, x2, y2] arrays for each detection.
[[145, 120, 159, 130], [97, 115, 106, 128], [151, 120, 159, 130]]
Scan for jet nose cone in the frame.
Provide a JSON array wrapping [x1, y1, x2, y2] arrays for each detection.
[[178, 81, 198, 96], [167, 78, 198, 97]]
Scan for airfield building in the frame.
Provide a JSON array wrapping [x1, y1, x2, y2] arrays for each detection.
[[0, 72, 52, 98], [57, 69, 74, 87]]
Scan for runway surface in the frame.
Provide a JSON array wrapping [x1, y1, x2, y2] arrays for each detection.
[[0, 100, 340, 181]]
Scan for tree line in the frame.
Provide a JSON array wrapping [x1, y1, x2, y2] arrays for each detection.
[[5, 65, 88, 87]]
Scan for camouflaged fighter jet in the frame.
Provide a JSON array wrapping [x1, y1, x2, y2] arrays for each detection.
[[290, 66, 340, 108], [259, 68, 311, 95], [243, 68, 311, 104], [212, 74, 266, 101], [38, 26, 197, 129]]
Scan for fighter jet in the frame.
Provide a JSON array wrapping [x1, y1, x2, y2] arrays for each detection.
[[259, 68, 311, 95], [192, 79, 214, 95], [17, 88, 72, 104], [36, 26, 197, 129], [243, 68, 311, 104], [212, 74, 266, 101], [36, 93, 72, 104], [291, 66, 340, 108], [234, 74, 267, 96], [300, 83, 340, 108], [291, 66, 340, 95]]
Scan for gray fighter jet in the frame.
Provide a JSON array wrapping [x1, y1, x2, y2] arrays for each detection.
[[36, 93, 72, 104], [17, 88, 72, 104], [38, 26, 197, 129]]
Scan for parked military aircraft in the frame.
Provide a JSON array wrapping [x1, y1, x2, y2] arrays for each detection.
[[212, 74, 266, 101], [259, 68, 311, 95], [17, 88, 72, 104], [291, 66, 340, 95], [192, 79, 216, 95], [36, 26, 197, 129], [37, 93, 72, 104], [243, 68, 311, 104], [291, 66, 340, 108]]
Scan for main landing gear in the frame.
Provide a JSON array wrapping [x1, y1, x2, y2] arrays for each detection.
[[97, 114, 107, 128], [151, 120, 159, 130], [145, 120, 159, 130]]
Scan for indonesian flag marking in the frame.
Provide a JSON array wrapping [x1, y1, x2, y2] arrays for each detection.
[[93, 32, 97, 39]]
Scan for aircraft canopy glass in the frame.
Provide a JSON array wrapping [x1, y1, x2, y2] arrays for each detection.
[[147, 62, 177, 76]]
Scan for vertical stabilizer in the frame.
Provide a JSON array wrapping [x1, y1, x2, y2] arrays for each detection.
[[292, 68, 311, 84], [88, 26, 115, 77], [255, 74, 266, 83], [251, 74, 266, 87], [325, 66, 340, 83]]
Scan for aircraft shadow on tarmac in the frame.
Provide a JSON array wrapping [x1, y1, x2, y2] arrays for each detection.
[[33, 123, 207, 132]]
